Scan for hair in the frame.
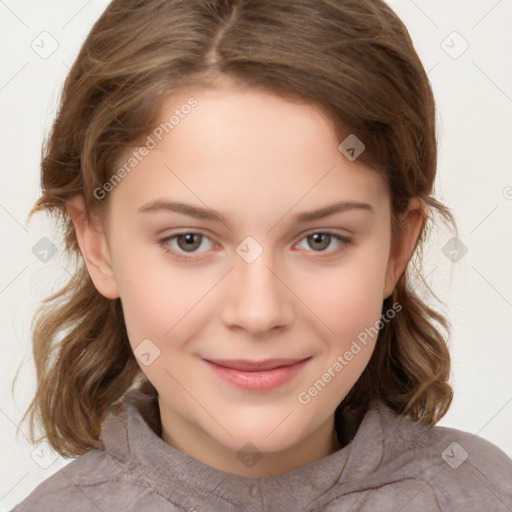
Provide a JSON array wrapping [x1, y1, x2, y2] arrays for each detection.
[[15, 0, 458, 457]]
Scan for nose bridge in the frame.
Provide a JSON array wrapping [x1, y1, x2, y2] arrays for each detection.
[[222, 239, 293, 334]]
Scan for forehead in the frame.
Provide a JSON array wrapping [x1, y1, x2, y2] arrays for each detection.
[[111, 82, 390, 219]]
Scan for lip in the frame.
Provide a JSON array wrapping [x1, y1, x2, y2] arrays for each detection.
[[203, 357, 311, 391]]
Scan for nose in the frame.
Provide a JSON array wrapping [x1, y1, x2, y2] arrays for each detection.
[[220, 247, 294, 336]]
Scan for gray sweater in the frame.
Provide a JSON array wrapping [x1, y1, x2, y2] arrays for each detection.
[[13, 389, 512, 511]]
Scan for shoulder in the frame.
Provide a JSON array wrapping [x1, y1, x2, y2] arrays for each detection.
[[11, 449, 128, 512], [11, 448, 182, 512], [422, 424, 512, 510], [374, 401, 512, 510], [12, 390, 171, 512]]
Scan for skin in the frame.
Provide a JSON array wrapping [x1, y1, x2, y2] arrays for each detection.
[[67, 78, 423, 478]]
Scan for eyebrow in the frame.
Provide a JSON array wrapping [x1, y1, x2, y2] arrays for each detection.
[[138, 199, 374, 224]]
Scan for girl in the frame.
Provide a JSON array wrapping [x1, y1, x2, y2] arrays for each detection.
[[13, 0, 512, 510]]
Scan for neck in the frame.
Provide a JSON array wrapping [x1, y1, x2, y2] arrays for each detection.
[[158, 401, 341, 477]]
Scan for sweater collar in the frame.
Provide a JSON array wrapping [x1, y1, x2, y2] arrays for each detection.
[[101, 388, 389, 511]]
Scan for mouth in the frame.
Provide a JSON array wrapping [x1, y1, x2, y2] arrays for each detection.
[[202, 357, 311, 391], [204, 358, 309, 371]]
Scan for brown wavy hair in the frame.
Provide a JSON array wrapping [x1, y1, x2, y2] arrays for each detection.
[[15, 0, 457, 457]]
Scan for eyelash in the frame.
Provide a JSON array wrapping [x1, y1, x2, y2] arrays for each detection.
[[157, 230, 353, 261]]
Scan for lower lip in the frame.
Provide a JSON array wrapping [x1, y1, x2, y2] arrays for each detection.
[[204, 359, 310, 391]]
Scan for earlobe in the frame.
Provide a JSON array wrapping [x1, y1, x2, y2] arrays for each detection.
[[66, 195, 120, 299], [383, 198, 425, 300]]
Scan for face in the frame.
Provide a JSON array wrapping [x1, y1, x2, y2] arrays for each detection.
[[73, 79, 420, 477]]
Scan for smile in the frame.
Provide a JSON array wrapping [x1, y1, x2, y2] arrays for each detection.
[[202, 357, 311, 391]]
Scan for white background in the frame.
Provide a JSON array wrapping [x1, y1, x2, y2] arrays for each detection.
[[1, 0, 511, 509]]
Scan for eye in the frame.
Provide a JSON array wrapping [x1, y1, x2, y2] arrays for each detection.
[[158, 232, 215, 260], [295, 231, 353, 256], [158, 230, 353, 261]]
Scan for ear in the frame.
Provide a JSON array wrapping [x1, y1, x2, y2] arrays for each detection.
[[382, 197, 424, 300], [66, 195, 120, 299]]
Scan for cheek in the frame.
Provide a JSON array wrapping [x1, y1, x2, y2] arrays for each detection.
[[117, 263, 211, 344], [298, 250, 389, 341], [109, 232, 209, 343]]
